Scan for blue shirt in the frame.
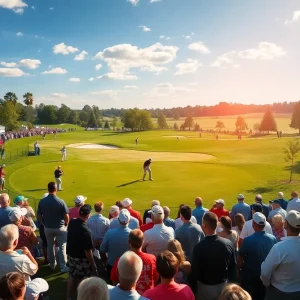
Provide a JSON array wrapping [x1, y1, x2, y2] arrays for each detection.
[[0, 206, 13, 228], [163, 217, 175, 229], [230, 202, 251, 222], [100, 226, 131, 266], [279, 199, 288, 210], [192, 206, 208, 225], [109, 217, 139, 230]]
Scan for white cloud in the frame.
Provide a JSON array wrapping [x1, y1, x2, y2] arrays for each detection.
[[146, 82, 192, 98], [97, 72, 138, 80], [91, 90, 118, 100], [19, 59, 41, 69], [285, 10, 300, 24], [211, 51, 237, 68], [188, 42, 211, 54], [141, 65, 167, 74], [51, 93, 68, 98], [68, 78, 80, 82], [150, 0, 162, 3], [174, 59, 202, 75], [0, 68, 27, 77], [127, 0, 139, 6], [183, 35, 191, 40], [160, 35, 165, 39], [42, 67, 67, 75], [160, 36, 171, 41], [88, 77, 94, 81], [1, 61, 18, 68], [139, 25, 151, 32], [0, 0, 27, 9], [125, 85, 138, 89], [238, 42, 286, 60], [95, 64, 102, 71], [16, 32, 23, 36], [53, 42, 79, 55], [74, 50, 88, 61], [13, 8, 24, 14]]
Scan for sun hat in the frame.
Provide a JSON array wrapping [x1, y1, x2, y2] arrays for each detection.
[[25, 278, 49, 300], [79, 204, 92, 216], [149, 205, 164, 215], [215, 199, 225, 205], [8, 207, 27, 222], [237, 194, 244, 200], [253, 212, 266, 226], [121, 198, 132, 208], [109, 205, 119, 215], [14, 195, 27, 205], [74, 195, 87, 205], [118, 209, 131, 224], [286, 210, 300, 228]]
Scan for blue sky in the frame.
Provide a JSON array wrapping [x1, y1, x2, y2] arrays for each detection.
[[0, 0, 299, 109]]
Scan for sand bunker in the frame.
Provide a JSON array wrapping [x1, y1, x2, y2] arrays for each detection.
[[67, 143, 119, 149], [163, 135, 187, 138]]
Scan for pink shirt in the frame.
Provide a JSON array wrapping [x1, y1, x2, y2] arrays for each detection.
[[69, 207, 80, 220]]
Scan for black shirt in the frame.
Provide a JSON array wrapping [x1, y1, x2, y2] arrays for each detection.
[[54, 169, 63, 178], [143, 159, 151, 168], [67, 218, 93, 259], [188, 235, 236, 292]]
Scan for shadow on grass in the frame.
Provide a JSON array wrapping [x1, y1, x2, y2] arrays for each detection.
[[246, 186, 275, 194], [24, 188, 46, 192], [116, 179, 141, 187], [42, 160, 60, 164], [284, 161, 300, 175]]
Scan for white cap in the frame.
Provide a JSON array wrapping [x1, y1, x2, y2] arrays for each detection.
[[286, 210, 300, 229], [237, 194, 244, 200], [110, 205, 119, 215], [215, 199, 225, 205], [8, 207, 27, 222], [25, 278, 49, 300], [118, 209, 131, 224], [122, 198, 132, 208], [42, 193, 49, 199], [74, 195, 87, 205], [149, 205, 164, 215], [253, 212, 266, 226]]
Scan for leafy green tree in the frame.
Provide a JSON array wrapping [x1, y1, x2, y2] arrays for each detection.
[[284, 139, 300, 182], [260, 109, 277, 134], [216, 121, 225, 131], [79, 111, 89, 123], [290, 101, 300, 134], [173, 123, 179, 130], [173, 110, 180, 120], [104, 120, 110, 129], [67, 110, 79, 124], [121, 108, 153, 131], [235, 116, 248, 132], [23, 92, 33, 106], [57, 104, 72, 123], [4, 92, 18, 106], [37, 105, 57, 124], [194, 123, 200, 131], [87, 111, 98, 127], [111, 116, 118, 128], [0, 100, 19, 130], [157, 112, 168, 129], [183, 115, 194, 130]]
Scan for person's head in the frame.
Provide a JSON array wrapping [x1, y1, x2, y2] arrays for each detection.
[[14, 196, 27, 208], [115, 201, 123, 209], [291, 191, 298, 199], [220, 216, 232, 233], [167, 239, 185, 265], [151, 200, 160, 207], [177, 204, 185, 218], [121, 198, 132, 209], [109, 205, 119, 218], [163, 206, 170, 220], [77, 277, 109, 300], [57, 165, 61, 170], [219, 283, 252, 300], [237, 194, 244, 202], [156, 250, 179, 279], [25, 278, 49, 300], [272, 214, 285, 230], [0, 193, 10, 208], [47, 182, 57, 194], [255, 194, 263, 203], [202, 212, 218, 235], [1, 164, 5, 169], [252, 212, 266, 232], [8, 207, 27, 225], [215, 199, 225, 209], [74, 195, 87, 208], [150, 205, 164, 224], [251, 203, 262, 215], [23, 199, 30, 208], [180, 205, 192, 222], [271, 199, 281, 210], [194, 197, 203, 207], [129, 229, 144, 250], [0, 272, 26, 300], [278, 192, 284, 199], [118, 251, 143, 288], [94, 202, 104, 213], [285, 210, 300, 236], [79, 204, 92, 222], [0, 224, 19, 252], [234, 213, 245, 231], [118, 209, 131, 226]]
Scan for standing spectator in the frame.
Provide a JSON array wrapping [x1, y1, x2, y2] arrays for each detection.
[[109, 210, 139, 230], [237, 212, 277, 300], [111, 229, 159, 295], [261, 210, 300, 300], [210, 199, 230, 220], [0, 164, 5, 191], [77, 277, 109, 300], [175, 204, 197, 229], [277, 192, 288, 210], [232, 213, 245, 236], [287, 191, 300, 213], [143, 251, 194, 300], [192, 197, 208, 226], [218, 216, 239, 251], [230, 194, 251, 223], [61, 146, 67, 161], [37, 182, 69, 272], [143, 200, 160, 224], [140, 220, 154, 232], [0, 272, 26, 300], [271, 214, 286, 242], [188, 212, 236, 300], [268, 200, 287, 223], [163, 206, 176, 229], [54, 166, 63, 191], [250, 194, 270, 219], [66, 205, 97, 300], [108, 251, 149, 300], [143, 205, 174, 256], [69, 195, 87, 220], [219, 284, 251, 300], [121, 198, 143, 226], [175, 205, 205, 262], [0, 193, 13, 228]]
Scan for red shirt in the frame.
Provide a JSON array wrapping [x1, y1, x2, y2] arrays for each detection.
[[69, 207, 80, 220], [140, 222, 154, 232], [127, 208, 143, 226], [209, 207, 230, 220], [111, 250, 159, 295], [0, 167, 4, 178]]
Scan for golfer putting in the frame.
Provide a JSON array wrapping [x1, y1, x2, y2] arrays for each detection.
[[142, 158, 153, 181]]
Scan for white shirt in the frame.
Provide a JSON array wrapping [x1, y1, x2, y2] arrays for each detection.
[[143, 223, 174, 256], [261, 236, 300, 292], [287, 198, 300, 213], [175, 216, 197, 229], [240, 219, 273, 239]]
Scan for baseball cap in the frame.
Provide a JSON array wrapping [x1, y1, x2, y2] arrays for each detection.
[[215, 199, 225, 205], [109, 205, 119, 215], [270, 199, 281, 204], [74, 195, 87, 205], [118, 209, 131, 224], [237, 194, 244, 200], [25, 278, 49, 300], [14, 195, 27, 205], [149, 205, 164, 215], [122, 198, 132, 208], [8, 207, 27, 222], [286, 210, 300, 228], [253, 212, 266, 226], [79, 204, 92, 216]]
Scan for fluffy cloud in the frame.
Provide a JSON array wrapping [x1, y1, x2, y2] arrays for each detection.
[[127, 0, 139, 5], [150, 0, 162, 3], [1, 61, 18, 68], [125, 85, 139, 89], [42, 67, 67, 75], [13, 8, 24, 14], [97, 72, 138, 80], [211, 51, 237, 68], [183, 35, 191, 40], [91, 90, 118, 100], [51, 93, 68, 98], [285, 10, 300, 24], [68, 78, 80, 82], [160, 36, 171, 41], [146, 82, 192, 98], [140, 25, 151, 32], [74, 50, 88, 61], [174, 59, 202, 75], [16, 32, 23, 36], [53, 43, 79, 55], [0, 0, 27, 13], [19, 59, 41, 69], [188, 42, 211, 54], [0, 68, 27, 77], [95, 64, 102, 71], [88, 77, 94, 81], [140, 65, 167, 74]]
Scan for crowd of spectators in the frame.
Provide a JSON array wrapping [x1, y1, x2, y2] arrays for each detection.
[[0, 187, 300, 300]]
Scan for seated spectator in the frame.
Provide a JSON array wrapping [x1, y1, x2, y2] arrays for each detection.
[[111, 229, 159, 294], [271, 214, 286, 242], [192, 197, 208, 226], [277, 192, 288, 210], [250, 194, 270, 219], [163, 206, 175, 229], [0, 224, 38, 280], [268, 200, 287, 223], [287, 191, 300, 213], [0, 272, 26, 300], [69, 195, 87, 219], [143, 200, 160, 224], [23, 199, 36, 228], [175, 204, 197, 229], [210, 199, 230, 220], [0, 193, 13, 228], [167, 239, 191, 284], [218, 216, 239, 250], [14, 195, 26, 209], [232, 213, 245, 236], [77, 277, 109, 300], [25, 278, 49, 300], [143, 251, 194, 300], [219, 284, 252, 300], [108, 251, 148, 300], [122, 198, 143, 226], [230, 194, 251, 223]]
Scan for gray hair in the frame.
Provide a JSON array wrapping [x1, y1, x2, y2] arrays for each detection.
[[118, 251, 142, 285], [77, 277, 108, 300], [0, 224, 19, 250]]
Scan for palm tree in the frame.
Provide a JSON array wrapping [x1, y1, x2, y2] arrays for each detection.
[[23, 92, 33, 106], [4, 92, 18, 106]]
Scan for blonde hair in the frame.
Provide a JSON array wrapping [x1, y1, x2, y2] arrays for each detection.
[[167, 239, 185, 266], [219, 284, 252, 300], [272, 214, 284, 225], [77, 277, 108, 300]]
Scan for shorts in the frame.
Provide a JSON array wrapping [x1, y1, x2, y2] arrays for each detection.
[[67, 256, 91, 280], [0, 177, 4, 185]]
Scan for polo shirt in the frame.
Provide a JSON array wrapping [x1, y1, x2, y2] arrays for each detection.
[[240, 219, 273, 240], [0, 206, 13, 228], [239, 231, 277, 277], [279, 199, 288, 210], [66, 218, 93, 259], [54, 169, 63, 178], [209, 207, 230, 220], [192, 206, 208, 225], [127, 208, 143, 226], [141, 222, 154, 232], [164, 217, 175, 229], [261, 236, 300, 292], [268, 207, 287, 220], [287, 198, 300, 213], [108, 285, 149, 300], [175, 216, 197, 229], [68, 206, 80, 219], [230, 202, 251, 221], [87, 213, 110, 241], [109, 216, 139, 230]]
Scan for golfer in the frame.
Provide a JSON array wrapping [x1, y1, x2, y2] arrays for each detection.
[[54, 166, 64, 191], [0, 164, 5, 191], [142, 158, 153, 181], [61, 146, 67, 161]]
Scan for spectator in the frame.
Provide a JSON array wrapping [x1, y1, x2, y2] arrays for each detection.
[[192, 197, 208, 226], [0, 224, 38, 280], [23, 199, 36, 231], [87, 201, 110, 249], [25, 278, 49, 300], [66, 204, 97, 300], [37, 182, 69, 272], [111, 229, 159, 294], [188, 212, 236, 300], [287, 191, 300, 213], [143, 251, 194, 300], [237, 212, 277, 300], [218, 216, 239, 251], [13, 195, 25, 209], [109, 205, 120, 220], [143, 200, 160, 224], [175, 204, 197, 229], [0, 164, 5, 191], [219, 284, 251, 300], [77, 277, 109, 300], [0, 272, 26, 300], [210, 199, 230, 220], [69, 195, 87, 219], [140, 219, 154, 232], [271, 214, 287, 242], [38, 193, 49, 265], [163, 206, 176, 229], [268, 200, 287, 222], [175, 205, 205, 262], [0, 193, 13, 228], [121, 198, 143, 226], [143, 205, 174, 256], [108, 251, 148, 300], [109, 207, 139, 230], [232, 213, 245, 236], [167, 239, 191, 284], [100, 209, 132, 278], [13, 196, 34, 229], [250, 194, 270, 219], [261, 210, 300, 300], [277, 192, 288, 210], [230, 194, 251, 223]]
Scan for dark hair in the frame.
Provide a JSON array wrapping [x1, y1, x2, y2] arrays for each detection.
[[0, 272, 25, 300], [79, 204, 92, 216], [234, 214, 245, 232], [156, 251, 179, 279], [129, 229, 144, 249], [116, 201, 123, 209], [220, 216, 232, 234], [203, 212, 218, 230], [180, 205, 192, 221], [94, 202, 104, 213], [177, 204, 185, 218], [48, 182, 56, 193], [252, 203, 262, 213]]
